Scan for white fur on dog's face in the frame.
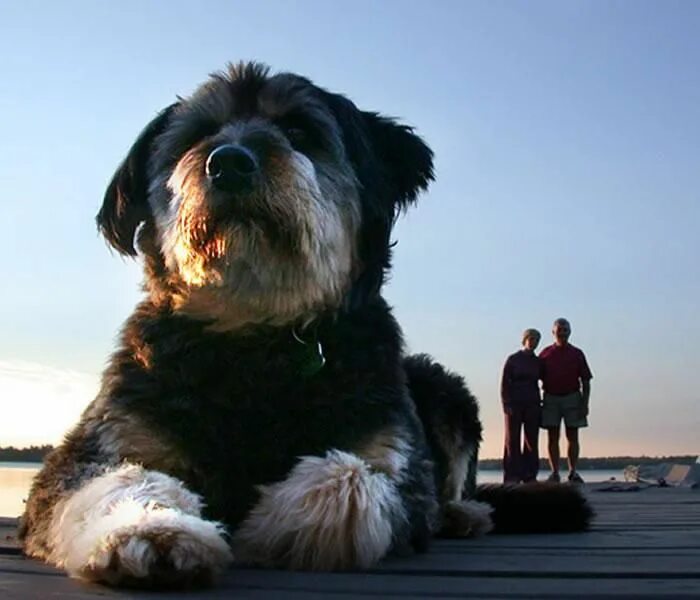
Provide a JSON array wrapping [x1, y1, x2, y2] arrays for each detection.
[[159, 149, 357, 293], [145, 67, 362, 329]]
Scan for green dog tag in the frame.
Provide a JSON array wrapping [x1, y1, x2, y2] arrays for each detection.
[[292, 328, 326, 378], [300, 340, 326, 378]]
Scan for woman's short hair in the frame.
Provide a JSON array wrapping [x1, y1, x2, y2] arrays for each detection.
[[522, 328, 541, 345]]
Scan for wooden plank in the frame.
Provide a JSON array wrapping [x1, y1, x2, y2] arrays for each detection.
[[5, 545, 700, 578], [1, 485, 698, 597], [434, 531, 700, 550], [222, 570, 700, 598], [589, 490, 699, 503], [372, 554, 700, 576], [1, 557, 699, 599]]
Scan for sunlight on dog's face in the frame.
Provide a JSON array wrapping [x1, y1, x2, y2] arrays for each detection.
[[147, 65, 361, 323]]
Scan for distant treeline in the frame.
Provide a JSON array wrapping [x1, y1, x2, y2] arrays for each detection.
[[0, 446, 695, 469], [0, 445, 53, 462], [479, 455, 698, 470]]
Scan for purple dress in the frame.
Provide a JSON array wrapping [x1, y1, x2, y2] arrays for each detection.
[[500, 350, 541, 483]]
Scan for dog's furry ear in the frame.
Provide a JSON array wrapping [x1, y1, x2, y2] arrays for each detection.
[[96, 104, 177, 256], [362, 112, 434, 210], [322, 92, 434, 306], [321, 92, 434, 211]]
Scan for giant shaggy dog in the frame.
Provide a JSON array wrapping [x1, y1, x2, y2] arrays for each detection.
[[20, 63, 592, 587]]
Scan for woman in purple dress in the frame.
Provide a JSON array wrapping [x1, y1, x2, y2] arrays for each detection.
[[500, 328, 542, 483]]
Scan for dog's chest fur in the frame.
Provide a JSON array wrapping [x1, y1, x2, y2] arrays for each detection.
[[99, 297, 418, 526]]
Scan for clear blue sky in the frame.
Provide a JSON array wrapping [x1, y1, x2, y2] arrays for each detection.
[[1, 1, 698, 457]]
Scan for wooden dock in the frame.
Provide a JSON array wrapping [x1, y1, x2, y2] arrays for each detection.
[[1, 483, 698, 598]]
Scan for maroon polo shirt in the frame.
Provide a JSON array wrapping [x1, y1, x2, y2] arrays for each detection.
[[539, 343, 592, 395]]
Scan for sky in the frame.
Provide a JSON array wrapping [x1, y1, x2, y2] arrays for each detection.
[[0, 1, 698, 458]]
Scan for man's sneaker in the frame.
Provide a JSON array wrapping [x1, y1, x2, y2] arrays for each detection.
[[568, 471, 585, 484], [547, 472, 561, 483]]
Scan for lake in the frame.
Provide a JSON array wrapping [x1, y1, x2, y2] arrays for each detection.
[[0, 463, 623, 518], [0, 462, 41, 518]]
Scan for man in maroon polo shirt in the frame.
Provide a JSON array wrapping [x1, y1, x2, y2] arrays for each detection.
[[539, 318, 593, 483]]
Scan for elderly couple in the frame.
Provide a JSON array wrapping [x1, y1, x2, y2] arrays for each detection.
[[500, 318, 593, 484]]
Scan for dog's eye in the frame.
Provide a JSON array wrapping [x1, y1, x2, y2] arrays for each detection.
[[284, 127, 307, 147]]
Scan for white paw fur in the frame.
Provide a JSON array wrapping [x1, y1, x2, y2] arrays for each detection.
[[234, 450, 405, 570], [48, 464, 232, 585]]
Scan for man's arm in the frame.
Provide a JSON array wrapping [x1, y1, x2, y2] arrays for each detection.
[[581, 378, 591, 416], [579, 349, 592, 415], [581, 379, 591, 403]]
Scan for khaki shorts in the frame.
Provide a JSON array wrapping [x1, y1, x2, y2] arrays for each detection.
[[541, 392, 588, 429]]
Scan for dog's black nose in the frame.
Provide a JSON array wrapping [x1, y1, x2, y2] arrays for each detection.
[[206, 145, 259, 192]]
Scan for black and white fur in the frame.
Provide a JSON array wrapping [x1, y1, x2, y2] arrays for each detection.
[[20, 63, 592, 587]]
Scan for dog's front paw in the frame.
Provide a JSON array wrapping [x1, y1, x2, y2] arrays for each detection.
[[65, 501, 232, 587], [234, 451, 403, 570]]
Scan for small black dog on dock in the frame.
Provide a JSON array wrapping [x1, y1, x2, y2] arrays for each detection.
[[19, 62, 592, 587]]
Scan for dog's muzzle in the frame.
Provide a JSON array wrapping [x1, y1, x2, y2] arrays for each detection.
[[206, 144, 259, 193]]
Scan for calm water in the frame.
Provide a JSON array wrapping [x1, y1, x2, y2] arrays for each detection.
[[0, 464, 622, 518], [0, 462, 42, 517]]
